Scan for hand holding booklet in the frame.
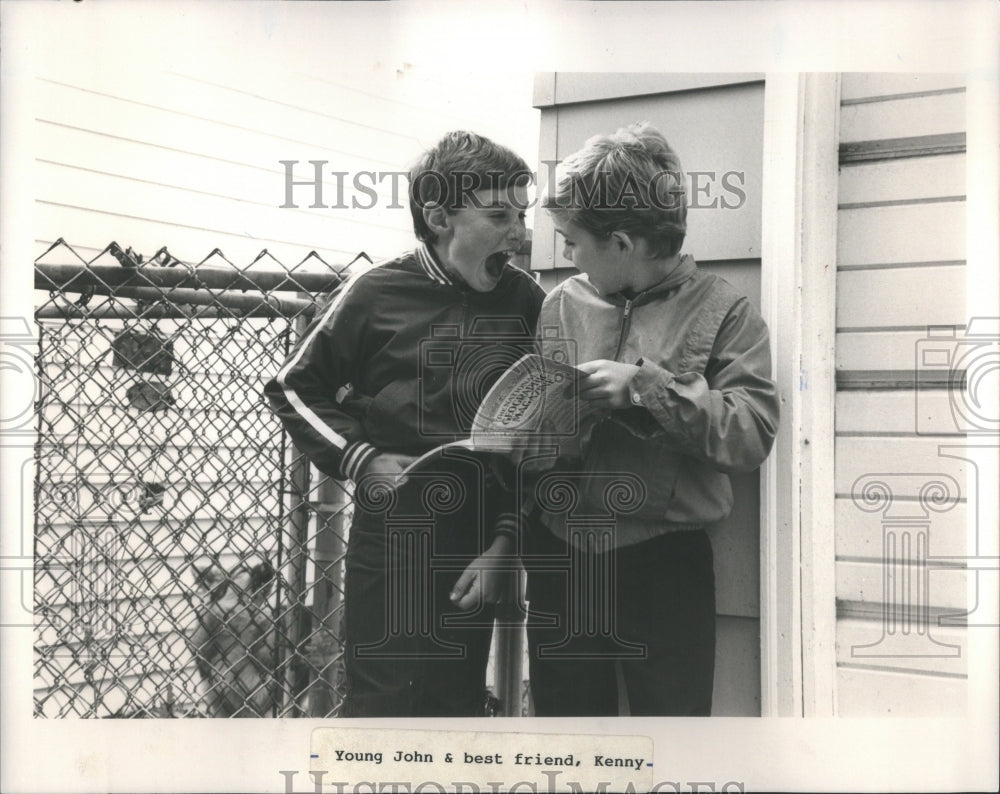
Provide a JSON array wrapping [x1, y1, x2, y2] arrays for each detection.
[[397, 354, 602, 481]]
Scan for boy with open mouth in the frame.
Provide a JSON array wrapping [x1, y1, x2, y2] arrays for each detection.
[[266, 131, 543, 717]]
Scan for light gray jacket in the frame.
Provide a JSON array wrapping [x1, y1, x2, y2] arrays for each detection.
[[534, 254, 780, 547]]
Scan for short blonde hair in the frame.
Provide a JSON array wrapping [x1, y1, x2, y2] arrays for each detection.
[[545, 122, 687, 258]]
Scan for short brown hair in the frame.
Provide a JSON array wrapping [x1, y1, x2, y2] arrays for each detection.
[[408, 131, 532, 244]]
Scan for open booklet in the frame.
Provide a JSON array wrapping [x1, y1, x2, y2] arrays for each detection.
[[397, 353, 602, 481]]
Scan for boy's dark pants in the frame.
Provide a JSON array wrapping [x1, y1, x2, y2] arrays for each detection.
[[339, 493, 494, 718], [525, 527, 716, 716]]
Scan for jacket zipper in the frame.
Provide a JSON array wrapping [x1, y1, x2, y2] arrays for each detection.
[[611, 299, 633, 362]]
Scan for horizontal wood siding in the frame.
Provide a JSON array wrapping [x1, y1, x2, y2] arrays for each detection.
[[836, 666, 966, 717], [836, 203, 965, 270], [834, 74, 968, 715], [839, 92, 966, 144], [33, 60, 539, 266]]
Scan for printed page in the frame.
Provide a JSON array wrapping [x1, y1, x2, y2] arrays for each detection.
[[471, 353, 600, 458]]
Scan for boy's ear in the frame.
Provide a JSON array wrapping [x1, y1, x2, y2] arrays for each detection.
[[423, 204, 452, 239], [610, 231, 634, 254]]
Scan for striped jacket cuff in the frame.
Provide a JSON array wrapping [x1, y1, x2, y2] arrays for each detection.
[[492, 512, 519, 541], [339, 441, 379, 482]]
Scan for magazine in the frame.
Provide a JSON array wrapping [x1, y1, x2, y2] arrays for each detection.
[[397, 354, 601, 481]]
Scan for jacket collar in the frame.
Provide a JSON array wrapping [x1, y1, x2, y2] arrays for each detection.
[[603, 253, 698, 306], [415, 242, 455, 286]]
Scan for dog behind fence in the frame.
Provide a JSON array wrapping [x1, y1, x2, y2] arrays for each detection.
[[186, 556, 281, 717]]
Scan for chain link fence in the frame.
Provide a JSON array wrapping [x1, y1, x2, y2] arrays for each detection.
[[32, 240, 370, 718], [33, 240, 531, 718]]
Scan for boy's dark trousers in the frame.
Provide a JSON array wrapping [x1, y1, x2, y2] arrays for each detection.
[[339, 478, 495, 718], [525, 527, 716, 716]]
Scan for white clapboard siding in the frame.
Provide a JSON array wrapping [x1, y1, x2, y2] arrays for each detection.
[[35, 122, 292, 208], [40, 63, 519, 170], [34, 78, 407, 175], [32, 65, 539, 266], [832, 74, 970, 713], [35, 166, 412, 264], [33, 73, 417, 262], [840, 73, 966, 102], [840, 72, 965, 103], [36, 73, 421, 168], [836, 330, 967, 374], [36, 202, 373, 265], [839, 154, 965, 205], [836, 264, 966, 328], [35, 160, 412, 255], [836, 559, 968, 612], [837, 203, 966, 269], [836, 666, 966, 716], [840, 92, 965, 143], [835, 436, 969, 495], [835, 497, 967, 560], [837, 667, 969, 717], [836, 390, 961, 434], [836, 618, 967, 676]]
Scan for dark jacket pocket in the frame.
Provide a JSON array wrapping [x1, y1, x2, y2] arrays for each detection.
[[363, 379, 421, 449]]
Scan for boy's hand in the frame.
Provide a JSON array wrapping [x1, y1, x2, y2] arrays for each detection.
[[355, 453, 419, 504], [362, 451, 418, 478], [450, 535, 515, 610], [577, 359, 641, 410]]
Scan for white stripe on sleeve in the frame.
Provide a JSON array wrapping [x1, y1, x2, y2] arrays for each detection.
[[274, 270, 370, 452]]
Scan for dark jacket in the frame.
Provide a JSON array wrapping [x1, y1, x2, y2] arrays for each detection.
[[264, 243, 544, 490]]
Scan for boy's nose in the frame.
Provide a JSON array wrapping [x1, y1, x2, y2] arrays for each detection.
[[508, 218, 527, 246]]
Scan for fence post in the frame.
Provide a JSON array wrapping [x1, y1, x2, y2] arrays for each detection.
[[278, 314, 317, 717], [307, 476, 350, 716], [494, 568, 526, 716]]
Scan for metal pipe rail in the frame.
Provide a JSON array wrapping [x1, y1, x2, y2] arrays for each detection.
[[35, 262, 345, 294]]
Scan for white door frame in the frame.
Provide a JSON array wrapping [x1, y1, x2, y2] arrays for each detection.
[[759, 72, 841, 717]]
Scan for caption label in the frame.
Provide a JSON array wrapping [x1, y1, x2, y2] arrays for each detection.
[[310, 727, 654, 793]]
